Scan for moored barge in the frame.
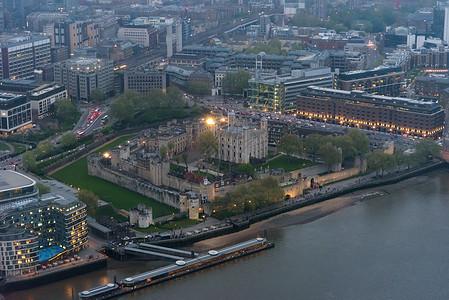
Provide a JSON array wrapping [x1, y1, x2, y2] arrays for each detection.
[[79, 237, 274, 299]]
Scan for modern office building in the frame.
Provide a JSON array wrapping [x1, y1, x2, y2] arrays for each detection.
[[123, 69, 167, 94], [235, 52, 285, 71], [182, 45, 233, 58], [247, 67, 334, 112], [297, 86, 444, 138], [117, 25, 159, 48], [53, 21, 100, 54], [0, 0, 25, 31], [328, 51, 365, 73], [54, 58, 114, 102], [0, 35, 51, 80], [28, 84, 67, 119], [334, 66, 404, 97], [0, 93, 32, 133]]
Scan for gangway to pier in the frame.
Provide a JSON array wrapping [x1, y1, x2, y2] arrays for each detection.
[[139, 243, 198, 258], [124, 246, 185, 260]]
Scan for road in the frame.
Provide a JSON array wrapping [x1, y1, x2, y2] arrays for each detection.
[[115, 9, 281, 70], [74, 105, 108, 137]]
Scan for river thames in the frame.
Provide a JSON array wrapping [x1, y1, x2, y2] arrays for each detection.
[[8, 169, 449, 300]]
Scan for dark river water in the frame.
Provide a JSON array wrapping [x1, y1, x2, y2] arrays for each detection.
[[8, 169, 449, 300]]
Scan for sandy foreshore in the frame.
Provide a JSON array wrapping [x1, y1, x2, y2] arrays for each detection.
[[192, 174, 434, 252]]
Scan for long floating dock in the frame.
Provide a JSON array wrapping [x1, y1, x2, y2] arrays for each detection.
[[79, 238, 274, 299]]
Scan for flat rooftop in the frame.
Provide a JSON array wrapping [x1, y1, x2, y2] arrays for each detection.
[[0, 171, 35, 192]]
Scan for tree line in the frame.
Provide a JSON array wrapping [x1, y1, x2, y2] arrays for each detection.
[[110, 87, 195, 124], [212, 177, 284, 217], [367, 139, 441, 177], [278, 129, 370, 171]]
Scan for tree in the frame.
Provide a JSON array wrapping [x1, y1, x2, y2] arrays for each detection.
[[318, 143, 342, 172], [182, 152, 188, 169], [54, 98, 79, 129], [212, 177, 284, 216], [166, 86, 184, 108], [191, 103, 204, 116], [367, 152, 396, 176], [159, 146, 168, 160], [77, 189, 99, 216], [222, 70, 252, 95], [245, 39, 287, 55], [61, 132, 77, 147], [332, 135, 357, 160], [367, 151, 383, 176], [196, 131, 218, 160], [22, 151, 37, 171], [379, 153, 397, 176], [167, 142, 175, 156], [35, 140, 54, 159], [36, 182, 51, 196], [414, 139, 441, 162], [174, 155, 180, 168], [278, 134, 303, 162], [305, 134, 325, 162], [347, 129, 370, 154], [292, 42, 305, 50], [110, 95, 135, 122], [188, 81, 210, 95], [236, 163, 253, 176], [292, 11, 321, 27], [394, 150, 408, 170], [90, 88, 106, 102]]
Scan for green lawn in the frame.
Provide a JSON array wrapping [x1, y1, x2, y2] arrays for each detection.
[[257, 155, 318, 173], [193, 170, 215, 180], [96, 205, 127, 222], [11, 142, 27, 155], [51, 135, 177, 218], [137, 218, 200, 233], [0, 142, 9, 151]]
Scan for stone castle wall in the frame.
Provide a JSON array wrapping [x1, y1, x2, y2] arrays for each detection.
[[88, 155, 179, 208]]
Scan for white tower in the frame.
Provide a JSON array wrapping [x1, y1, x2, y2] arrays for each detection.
[[166, 24, 173, 58], [444, 7, 449, 44], [176, 22, 183, 53]]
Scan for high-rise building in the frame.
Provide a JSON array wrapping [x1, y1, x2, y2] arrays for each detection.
[[0, 35, 51, 80], [182, 19, 191, 41], [54, 58, 114, 102], [313, 0, 327, 21], [176, 22, 183, 53], [53, 21, 100, 55], [444, 7, 449, 43], [259, 15, 271, 39], [166, 24, 173, 58], [0, 0, 24, 31]]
